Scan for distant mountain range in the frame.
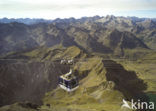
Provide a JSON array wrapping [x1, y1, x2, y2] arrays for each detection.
[[1, 16, 156, 25], [0, 18, 53, 25], [0, 15, 156, 57]]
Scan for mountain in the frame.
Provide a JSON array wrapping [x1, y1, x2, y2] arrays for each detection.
[[0, 16, 156, 111], [0, 16, 153, 57], [0, 22, 77, 56], [0, 18, 52, 25]]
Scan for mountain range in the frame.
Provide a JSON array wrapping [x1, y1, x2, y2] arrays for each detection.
[[0, 15, 156, 111], [1, 15, 156, 57]]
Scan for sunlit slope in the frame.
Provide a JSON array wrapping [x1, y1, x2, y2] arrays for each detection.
[[42, 56, 147, 111], [115, 51, 156, 93], [42, 58, 125, 111]]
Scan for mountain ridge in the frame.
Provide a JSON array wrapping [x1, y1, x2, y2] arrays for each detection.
[[0, 16, 153, 57]]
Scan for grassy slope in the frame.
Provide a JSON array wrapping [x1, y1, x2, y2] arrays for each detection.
[[41, 57, 130, 111], [115, 49, 156, 92], [1, 46, 154, 111], [22, 46, 148, 111], [0, 103, 37, 111], [19, 45, 86, 62]]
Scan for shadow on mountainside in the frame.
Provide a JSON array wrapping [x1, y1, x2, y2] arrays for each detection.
[[0, 61, 70, 107], [103, 60, 148, 102]]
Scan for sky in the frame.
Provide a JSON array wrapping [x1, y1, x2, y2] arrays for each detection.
[[0, 0, 156, 19]]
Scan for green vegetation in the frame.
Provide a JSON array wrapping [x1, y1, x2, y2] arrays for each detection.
[[1, 45, 155, 111], [0, 103, 37, 111], [147, 93, 156, 111], [41, 57, 132, 111], [115, 51, 156, 92]]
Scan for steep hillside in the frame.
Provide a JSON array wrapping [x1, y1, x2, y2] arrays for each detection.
[[0, 46, 87, 107], [41, 58, 148, 111], [0, 23, 77, 56], [0, 45, 154, 111], [0, 60, 70, 106]]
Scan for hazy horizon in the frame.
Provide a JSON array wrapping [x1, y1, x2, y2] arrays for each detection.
[[1, 13, 156, 20], [0, 0, 156, 19]]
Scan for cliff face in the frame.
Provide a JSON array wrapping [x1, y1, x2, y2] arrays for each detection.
[[0, 61, 69, 106]]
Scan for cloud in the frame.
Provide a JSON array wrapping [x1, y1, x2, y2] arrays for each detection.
[[0, 0, 156, 18]]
